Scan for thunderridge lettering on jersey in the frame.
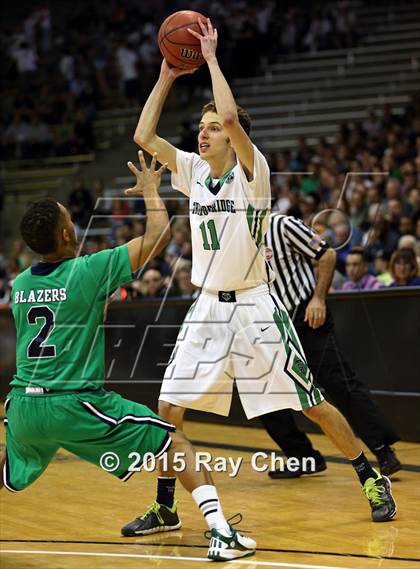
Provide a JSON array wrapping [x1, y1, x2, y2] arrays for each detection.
[[192, 199, 236, 216], [14, 288, 67, 304]]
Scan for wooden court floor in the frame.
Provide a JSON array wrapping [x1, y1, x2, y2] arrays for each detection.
[[1, 420, 419, 569]]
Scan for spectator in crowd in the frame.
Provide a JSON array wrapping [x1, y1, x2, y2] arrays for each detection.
[[389, 248, 420, 287], [116, 40, 139, 104], [398, 234, 417, 251], [174, 267, 199, 299], [374, 251, 393, 286], [342, 247, 382, 290], [141, 268, 167, 299], [165, 221, 192, 267], [10, 40, 38, 84], [363, 208, 400, 262], [399, 215, 415, 236], [4, 114, 33, 159]]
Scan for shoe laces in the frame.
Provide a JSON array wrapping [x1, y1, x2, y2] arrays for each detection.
[[363, 478, 385, 506], [139, 502, 164, 524], [204, 512, 246, 540]]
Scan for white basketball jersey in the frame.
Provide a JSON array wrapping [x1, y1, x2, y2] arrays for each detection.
[[171, 145, 275, 291]]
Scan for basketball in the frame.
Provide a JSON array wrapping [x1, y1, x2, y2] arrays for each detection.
[[158, 10, 207, 69]]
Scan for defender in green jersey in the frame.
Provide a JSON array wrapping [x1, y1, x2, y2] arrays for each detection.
[[3, 153, 173, 489], [1, 152, 256, 561]]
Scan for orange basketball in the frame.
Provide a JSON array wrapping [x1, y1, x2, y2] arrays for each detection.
[[158, 10, 207, 69]]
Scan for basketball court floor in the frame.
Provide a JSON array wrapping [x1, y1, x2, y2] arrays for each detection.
[[1, 421, 419, 568]]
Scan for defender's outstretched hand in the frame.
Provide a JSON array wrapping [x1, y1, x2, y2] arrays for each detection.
[[188, 18, 218, 62], [125, 151, 167, 196]]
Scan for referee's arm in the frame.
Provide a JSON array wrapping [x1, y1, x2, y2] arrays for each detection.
[[282, 216, 336, 329], [307, 248, 336, 329]]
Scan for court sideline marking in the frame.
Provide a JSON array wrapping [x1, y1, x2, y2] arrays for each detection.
[[2, 539, 418, 563], [0, 549, 355, 568]]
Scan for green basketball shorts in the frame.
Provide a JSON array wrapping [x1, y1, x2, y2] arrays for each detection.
[[3, 388, 175, 492]]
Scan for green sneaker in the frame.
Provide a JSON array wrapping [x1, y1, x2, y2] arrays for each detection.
[[363, 471, 396, 522], [207, 525, 256, 561], [121, 501, 181, 536]]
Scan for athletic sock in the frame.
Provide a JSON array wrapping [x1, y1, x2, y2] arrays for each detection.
[[192, 484, 230, 532], [351, 451, 378, 485], [374, 444, 389, 460], [156, 476, 176, 508]]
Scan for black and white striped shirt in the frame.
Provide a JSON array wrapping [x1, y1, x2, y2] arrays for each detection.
[[265, 214, 329, 312]]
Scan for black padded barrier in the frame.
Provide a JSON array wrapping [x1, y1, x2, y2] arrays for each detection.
[[1, 287, 419, 441]]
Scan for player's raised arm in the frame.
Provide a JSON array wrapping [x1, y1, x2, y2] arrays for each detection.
[[125, 151, 171, 271], [189, 18, 254, 178], [133, 61, 196, 173]]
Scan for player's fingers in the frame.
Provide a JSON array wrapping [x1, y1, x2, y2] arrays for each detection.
[[157, 162, 168, 175], [207, 18, 212, 33], [124, 186, 138, 195], [127, 161, 140, 177], [150, 152, 157, 171], [198, 18, 206, 32], [188, 28, 201, 39], [138, 150, 147, 171], [214, 28, 218, 41]]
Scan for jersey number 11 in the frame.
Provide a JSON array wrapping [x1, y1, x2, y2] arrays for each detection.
[[199, 219, 220, 251]]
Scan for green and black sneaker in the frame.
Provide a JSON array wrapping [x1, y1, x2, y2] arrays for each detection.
[[363, 471, 397, 522], [207, 525, 256, 561], [121, 501, 181, 536]]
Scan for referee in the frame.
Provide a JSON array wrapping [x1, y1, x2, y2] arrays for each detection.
[[261, 213, 401, 478]]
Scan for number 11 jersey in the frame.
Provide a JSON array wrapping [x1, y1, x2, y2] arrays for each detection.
[[171, 145, 275, 291]]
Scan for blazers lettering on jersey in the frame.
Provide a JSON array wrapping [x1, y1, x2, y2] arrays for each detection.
[[14, 287, 67, 304], [266, 215, 329, 313]]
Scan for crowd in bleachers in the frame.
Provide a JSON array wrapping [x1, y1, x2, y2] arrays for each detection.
[[2, 1, 419, 305], [1, 96, 419, 307], [0, 1, 359, 160]]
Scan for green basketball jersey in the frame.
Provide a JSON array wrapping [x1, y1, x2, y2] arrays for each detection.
[[11, 245, 132, 391]]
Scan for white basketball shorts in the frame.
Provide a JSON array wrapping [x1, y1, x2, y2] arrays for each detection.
[[159, 284, 323, 419]]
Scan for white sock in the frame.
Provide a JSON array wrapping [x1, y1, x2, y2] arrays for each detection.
[[192, 485, 230, 532]]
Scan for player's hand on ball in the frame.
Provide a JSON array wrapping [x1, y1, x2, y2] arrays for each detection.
[[188, 18, 218, 62], [160, 59, 198, 80], [125, 152, 167, 196]]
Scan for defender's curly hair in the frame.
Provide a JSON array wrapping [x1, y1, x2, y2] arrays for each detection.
[[20, 199, 62, 254]]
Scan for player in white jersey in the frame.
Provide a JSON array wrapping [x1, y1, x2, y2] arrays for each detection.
[[122, 19, 396, 538]]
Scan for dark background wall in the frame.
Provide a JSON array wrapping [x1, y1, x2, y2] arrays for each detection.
[[1, 288, 419, 440]]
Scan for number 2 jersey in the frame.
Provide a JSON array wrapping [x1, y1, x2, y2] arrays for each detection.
[[171, 145, 275, 291], [10, 245, 132, 391]]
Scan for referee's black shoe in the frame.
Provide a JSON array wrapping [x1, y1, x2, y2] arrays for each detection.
[[268, 451, 327, 479], [376, 446, 402, 477], [363, 472, 396, 522]]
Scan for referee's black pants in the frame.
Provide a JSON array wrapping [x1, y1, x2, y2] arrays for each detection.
[[260, 301, 400, 458]]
